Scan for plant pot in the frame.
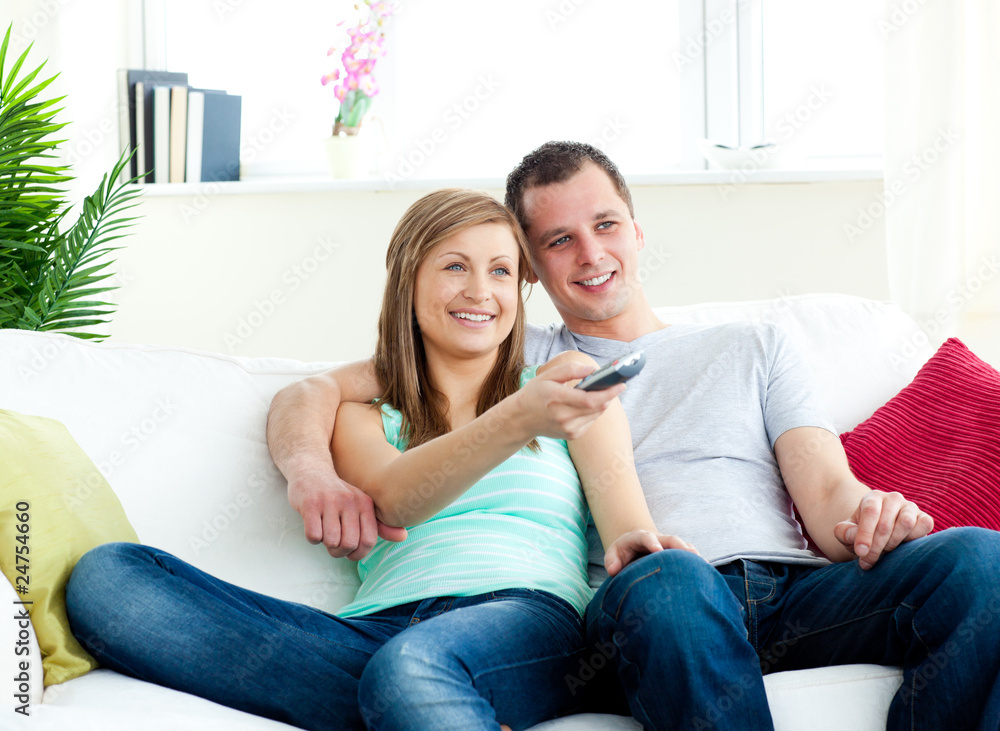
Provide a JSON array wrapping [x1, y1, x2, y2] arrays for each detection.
[[324, 134, 370, 178]]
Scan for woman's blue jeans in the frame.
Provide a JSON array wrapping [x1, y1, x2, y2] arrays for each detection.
[[65, 542, 588, 731], [584, 527, 1000, 730]]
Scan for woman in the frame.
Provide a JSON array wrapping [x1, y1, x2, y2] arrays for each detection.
[[67, 189, 693, 731]]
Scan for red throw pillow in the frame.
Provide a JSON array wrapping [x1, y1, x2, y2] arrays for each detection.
[[840, 338, 1000, 532]]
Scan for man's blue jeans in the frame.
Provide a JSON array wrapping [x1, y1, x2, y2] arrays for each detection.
[[65, 542, 588, 731], [585, 527, 1000, 730]]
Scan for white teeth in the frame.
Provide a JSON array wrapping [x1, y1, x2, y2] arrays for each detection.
[[580, 273, 612, 286], [452, 312, 494, 322]]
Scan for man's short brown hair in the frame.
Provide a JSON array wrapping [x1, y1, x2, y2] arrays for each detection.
[[504, 141, 635, 231]]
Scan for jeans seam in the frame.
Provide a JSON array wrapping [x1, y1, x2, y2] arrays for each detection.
[[470, 646, 584, 681], [747, 578, 775, 650], [766, 606, 899, 653], [432, 598, 456, 617], [746, 578, 776, 604], [207, 580, 365, 653], [905, 601, 929, 731], [608, 567, 663, 623]]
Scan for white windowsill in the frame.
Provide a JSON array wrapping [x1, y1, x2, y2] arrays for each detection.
[[130, 169, 884, 197]]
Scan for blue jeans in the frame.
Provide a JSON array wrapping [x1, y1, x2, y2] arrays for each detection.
[[585, 527, 1000, 730], [65, 543, 588, 731]]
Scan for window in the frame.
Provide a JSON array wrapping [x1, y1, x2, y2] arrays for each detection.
[[760, 0, 884, 167], [149, 0, 883, 179]]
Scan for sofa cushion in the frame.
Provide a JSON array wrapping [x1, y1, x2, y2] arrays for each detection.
[[0, 572, 44, 707], [0, 410, 140, 686], [840, 338, 1000, 531]]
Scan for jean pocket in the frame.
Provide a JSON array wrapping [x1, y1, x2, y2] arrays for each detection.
[[486, 587, 538, 602]]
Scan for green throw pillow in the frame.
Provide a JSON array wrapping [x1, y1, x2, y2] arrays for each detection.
[[0, 409, 140, 686]]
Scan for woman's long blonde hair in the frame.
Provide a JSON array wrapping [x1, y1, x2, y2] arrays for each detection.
[[373, 189, 535, 449]]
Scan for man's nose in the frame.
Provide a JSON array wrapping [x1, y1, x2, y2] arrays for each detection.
[[576, 232, 605, 267]]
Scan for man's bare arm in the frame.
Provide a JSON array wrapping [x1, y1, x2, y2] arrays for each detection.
[[266, 359, 406, 559], [775, 426, 933, 569]]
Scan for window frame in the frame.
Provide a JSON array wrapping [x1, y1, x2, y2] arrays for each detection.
[[138, 0, 879, 180]]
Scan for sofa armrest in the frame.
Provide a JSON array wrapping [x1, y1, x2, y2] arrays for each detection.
[[1, 575, 44, 710]]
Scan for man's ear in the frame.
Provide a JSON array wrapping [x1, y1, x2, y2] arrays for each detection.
[[524, 254, 540, 283], [634, 219, 646, 252]]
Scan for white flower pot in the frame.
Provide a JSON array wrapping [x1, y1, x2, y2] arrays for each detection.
[[324, 135, 370, 178]]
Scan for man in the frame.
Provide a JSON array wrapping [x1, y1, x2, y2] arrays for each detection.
[[267, 142, 1000, 729]]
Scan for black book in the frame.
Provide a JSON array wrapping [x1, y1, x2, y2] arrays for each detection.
[[116, 69, 189, 184], [193, 91, 242, 183]]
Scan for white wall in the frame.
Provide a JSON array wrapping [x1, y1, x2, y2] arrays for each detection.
[[106, 178, 888, 363]]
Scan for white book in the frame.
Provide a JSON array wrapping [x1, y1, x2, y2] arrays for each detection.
[[134, 82, 146, 183], [116, 69, 131, 185], [169, 86, 189, 183], [185, 90, 205, 184], [153, 85, 171, 184]]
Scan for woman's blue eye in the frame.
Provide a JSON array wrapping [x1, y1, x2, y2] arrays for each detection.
[[446, 263, 464, 271], [492, 267, 511, 276]]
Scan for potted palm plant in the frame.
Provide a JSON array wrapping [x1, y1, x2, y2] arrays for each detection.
[[0, 24, 141, 340]]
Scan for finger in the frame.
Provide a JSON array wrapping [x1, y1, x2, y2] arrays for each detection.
[[377, 522, 408, 543], [302, 506, 325, 545], [619, 532, 663, 564], [581, 383, 626, 406], [347, 508, 379, 562], [659, 535, 698, 554], [881, 503, 920, 555], [863, 494, 907, 567], [642, 532, 665, 555], [323, 514, 349, 558], [833, 521, 858, 551], [339, 511, 362, 557], [852, 495, 884, 563], [543, 361, 599, 384], [605, 545, 624, 576]]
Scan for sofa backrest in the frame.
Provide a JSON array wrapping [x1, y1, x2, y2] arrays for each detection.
[[0, 294, 933, 613], [1, 331, 357, 614], [652, 293, 934, 433]]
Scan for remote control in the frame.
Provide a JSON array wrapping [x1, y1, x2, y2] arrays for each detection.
[[575, 351, 646, 391]]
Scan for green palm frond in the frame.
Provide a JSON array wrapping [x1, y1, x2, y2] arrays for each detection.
[[0, 23, 141, 340]]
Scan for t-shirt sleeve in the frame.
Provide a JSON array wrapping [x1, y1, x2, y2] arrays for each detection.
[[525, 322, 559, 364], [762, 326, 837, 448]]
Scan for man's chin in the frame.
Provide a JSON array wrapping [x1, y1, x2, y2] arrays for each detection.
[[556, 298, 629, 328]]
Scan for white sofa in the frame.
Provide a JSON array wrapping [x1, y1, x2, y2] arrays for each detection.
[[0, 293, 938, 730]]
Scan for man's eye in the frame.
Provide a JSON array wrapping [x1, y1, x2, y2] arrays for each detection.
[[597, 221, 614, 230], [549, 236, 570, 248]]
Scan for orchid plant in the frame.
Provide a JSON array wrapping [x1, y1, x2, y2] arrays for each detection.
[[321, 0, 395, 135]]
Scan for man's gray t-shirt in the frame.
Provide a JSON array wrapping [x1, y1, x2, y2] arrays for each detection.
[[525, 320, 836, 586]]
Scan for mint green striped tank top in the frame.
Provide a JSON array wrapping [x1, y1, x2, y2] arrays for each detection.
[[336, 366, 593, 618]]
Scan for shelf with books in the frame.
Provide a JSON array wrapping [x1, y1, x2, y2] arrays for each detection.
[[117, 68, 242, 186]]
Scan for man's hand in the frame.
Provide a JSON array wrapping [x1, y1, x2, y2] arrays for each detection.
[[287, 466, 407, 560], [604, 530, 700, 577], [833, 491, 934, 570]]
